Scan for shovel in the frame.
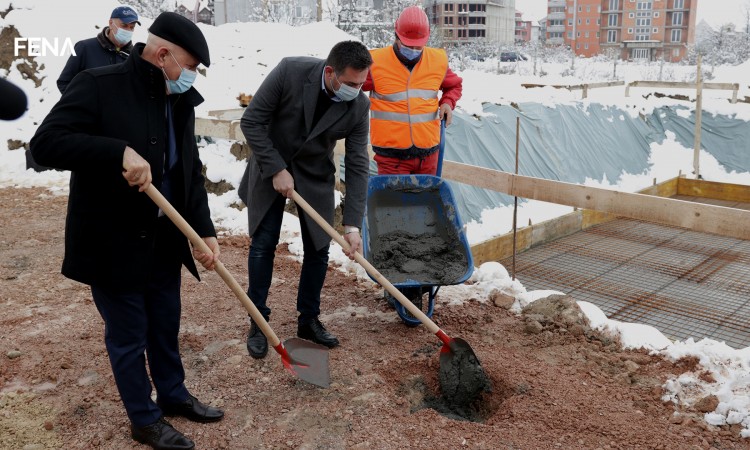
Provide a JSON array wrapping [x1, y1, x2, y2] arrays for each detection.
[[291, 190, 490, 400], [145, 185, 330, 388]]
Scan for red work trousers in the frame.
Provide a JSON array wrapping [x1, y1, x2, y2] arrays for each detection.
[[374, 152, 439, 175]]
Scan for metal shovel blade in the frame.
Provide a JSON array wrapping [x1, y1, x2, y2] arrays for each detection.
[[438, 337, 491, 405], [280, 338, 331, 388]]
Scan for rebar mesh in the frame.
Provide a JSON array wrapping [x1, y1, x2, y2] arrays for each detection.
[[502, 209, 750, 349]]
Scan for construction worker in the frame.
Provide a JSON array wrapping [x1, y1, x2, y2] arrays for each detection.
[[363, 5, 462, 176], [363, 6, 462, 312]]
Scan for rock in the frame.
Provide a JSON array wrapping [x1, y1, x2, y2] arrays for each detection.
[[524, 319, 544, 335], [522, 294, 590, 333], [7, 350, 22, 359], [490, 290, 515, 309], [694, 395, 719, 413], [669, 413, 684, 424], [43, 421, 53, 431], [623, 360, 640, 373]]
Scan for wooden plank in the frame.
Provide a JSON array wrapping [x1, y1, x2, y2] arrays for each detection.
[[471, 227, 532, 266], [677, 178, 750, 203], [442, 161, 750, 240], [629, 80, 738, 90]]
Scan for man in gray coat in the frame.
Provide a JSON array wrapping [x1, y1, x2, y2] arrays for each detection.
[[239, 41, 372, 358]]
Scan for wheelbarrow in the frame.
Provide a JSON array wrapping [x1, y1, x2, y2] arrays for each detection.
[[361, 174, 474, 326]]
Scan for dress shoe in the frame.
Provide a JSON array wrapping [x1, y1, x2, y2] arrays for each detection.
[[131, 417, 194, 450], [246, 320, 268, 359], [158, 394, 224, 423], [297, 318, 339, 348]]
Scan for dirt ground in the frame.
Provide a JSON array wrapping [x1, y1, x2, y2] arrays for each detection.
[[1, 187, 747, 450]]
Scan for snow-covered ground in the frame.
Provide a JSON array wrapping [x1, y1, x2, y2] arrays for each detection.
[[1, 0, 749, 438]]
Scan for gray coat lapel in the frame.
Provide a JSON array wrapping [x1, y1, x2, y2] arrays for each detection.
[[308, 100, 347, 142]]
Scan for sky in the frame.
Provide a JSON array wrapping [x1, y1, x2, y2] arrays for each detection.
[[1, 0, 750, 440], [520, 0, 748, 27]]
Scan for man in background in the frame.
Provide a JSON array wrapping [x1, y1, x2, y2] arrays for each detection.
[[57, 5, 141, 93]]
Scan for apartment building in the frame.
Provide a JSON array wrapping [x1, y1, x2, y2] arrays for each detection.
[[547, 0, 697, 61], [426, 0, 517, 47], [515, 11, 533, 43]]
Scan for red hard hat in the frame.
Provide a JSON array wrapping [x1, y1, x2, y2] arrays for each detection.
[[395, 6, 429, 47]]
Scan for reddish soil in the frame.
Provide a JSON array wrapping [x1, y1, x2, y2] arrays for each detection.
[[1, 187, 746, 450]]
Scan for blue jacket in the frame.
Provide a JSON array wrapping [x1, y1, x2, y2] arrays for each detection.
[[56, 27, 132, 94]]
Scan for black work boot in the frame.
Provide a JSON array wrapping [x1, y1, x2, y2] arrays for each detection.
[[246, 320, 268, 359]]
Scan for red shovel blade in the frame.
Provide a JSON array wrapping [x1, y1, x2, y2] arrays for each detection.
[[273, 338, 330, 388]]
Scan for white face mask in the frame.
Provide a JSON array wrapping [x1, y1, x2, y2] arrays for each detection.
[[112, 24, 133, 45], [329, 71, 360, 102]]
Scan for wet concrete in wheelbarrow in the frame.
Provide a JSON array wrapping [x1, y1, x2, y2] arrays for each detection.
[[370, 230, 468, 285]]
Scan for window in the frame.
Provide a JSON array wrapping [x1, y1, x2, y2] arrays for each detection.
[[585, 31, 590, 37], [674, 0, 684, 8], [637, 1, 653, 10], [586, 19, 590, 24], [444, 16, 453, 25], [568, 31, 573, 38], [608, 30, 618, 42], [672, 12, 683, 25], [444, 29, 453, 38], [458, 16, 467, 25], [597, 31, 600, 37], [636, 18, 651, 26], [468, 29, 485, 37], [578, 19, 581, 24], [457, 29, 467, 38], [609, 0, 620, 10], [468, 16, 485, 24], [578, 6, 582, 12], [576, 43, 580, 49], [444, 3, 453, 11], [673, 48, 680, 57], [671, 29, 682, 41], [653, 28, 658, 33], [587, 6, 591, 12], [458, 3, 467, 13], [628, 28, 634, 33], [654, 12, 659, 17], [577, 31, 581, 37], [608, 14, 618, 26], [585, 43, 589, 49], [597, 18, 601, 24], [629, 13, 634, 18], [568, 19, 573, 26], [468, 4, 485, 12], [632, 48, 650, 59]]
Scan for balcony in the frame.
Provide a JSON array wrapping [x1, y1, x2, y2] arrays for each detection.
[[548, 12, 566, 20], [622, 40, 663, 48], [547, 24, 565, 32], [548, 0, 565, 7]]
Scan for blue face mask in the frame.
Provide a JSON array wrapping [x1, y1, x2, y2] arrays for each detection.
[[399, 45, 423, 61], [113, 25, 133, 45], [330, 72, 361, 102], [163, 51, 197, 95]]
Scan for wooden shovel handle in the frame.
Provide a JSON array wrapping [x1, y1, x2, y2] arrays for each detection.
[[291, 190, 443, 336], [145, 184, 282, 348]]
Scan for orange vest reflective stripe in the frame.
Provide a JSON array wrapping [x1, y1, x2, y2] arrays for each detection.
[[369, 46, 448, 150]]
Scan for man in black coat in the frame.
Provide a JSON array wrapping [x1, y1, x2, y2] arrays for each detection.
[[239, 41, 372, 358], [31, 12, 222, 450], [57, 6, 141, 94]]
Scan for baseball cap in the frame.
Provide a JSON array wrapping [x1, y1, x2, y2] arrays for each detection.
[[111, 6, 141, 25]]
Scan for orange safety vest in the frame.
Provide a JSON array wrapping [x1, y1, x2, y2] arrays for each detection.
[[369, 46, 448, 150]]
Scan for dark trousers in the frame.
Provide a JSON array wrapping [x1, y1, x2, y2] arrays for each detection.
[[91, 219, 188, 427], [247, 195, 329, 324]]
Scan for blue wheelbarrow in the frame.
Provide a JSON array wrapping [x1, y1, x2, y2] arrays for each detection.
[[361, 174, 474, 326]]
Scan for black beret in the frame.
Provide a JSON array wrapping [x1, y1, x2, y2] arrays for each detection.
[[149, 12, 210, 67]]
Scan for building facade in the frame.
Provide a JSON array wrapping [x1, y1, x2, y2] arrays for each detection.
[[426, 0, 516, 47], [515, 10, 533, 42], [546, 0, 697, 61]]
